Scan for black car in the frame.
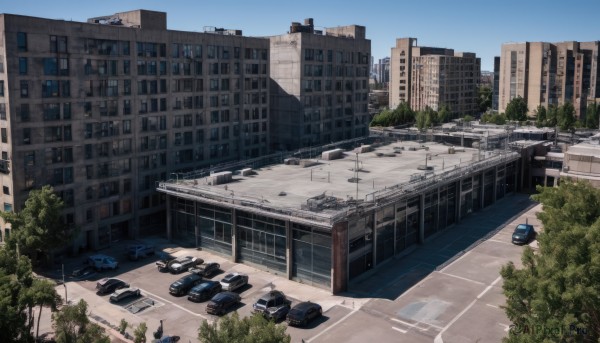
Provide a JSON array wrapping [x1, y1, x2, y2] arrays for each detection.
[[286, 302, 322, 327], [96, 278, 129, 295], [169, 273, 203, 296], [188, 281, 222, 302], [71, 265, 96, 279], [189, 262, 221, 278], [512, 224, 535, 245], [206, 291, 241, 315], [265, 303, 291, 322]]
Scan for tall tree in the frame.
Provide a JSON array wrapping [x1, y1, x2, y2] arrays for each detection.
[[0, 185, 76, 265], [585, 102, 599, 129], [477, 86, 492, 113], [437, 104, 450, 124], [501, 180, 600, 342], [198, 312, 290, 343], [505, 96, 528, 121], [0, 247, 33, 343], [31, 279, 61, 340], [557, 102, 576, 131], [133, 322, 148, 343], [534, 105, 546, 127], [52, 299, 110, 343]]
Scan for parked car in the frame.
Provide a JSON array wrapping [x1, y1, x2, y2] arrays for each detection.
[[189, 262, 220, 277], [110, 287, 141, 303], [219, 273, 249, 292], [152, 336, 180, 343], [169, 273, 203, 296], [127, 244, 155, 261], [265, 303, 291, 322], [512, 223, 535, 245], [71, 265, 96, 279], [286, 301, 322, 327], [168, 256, 204, 274], [206, 291, 241, 315], [96, 278, 129, 295], [155, 252, 177, 272], [252, 290, 291, 315], [87, 254, 119, 271], [187, 281, 222, 302]]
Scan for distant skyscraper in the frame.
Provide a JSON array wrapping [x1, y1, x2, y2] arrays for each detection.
[[499, 41, 600, 117], [390, 38, 481, 116], [493, 56, 500, 111], [377, 57, 390, 86]]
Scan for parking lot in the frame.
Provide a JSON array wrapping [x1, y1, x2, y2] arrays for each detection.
[[42, 193, 539, 342]]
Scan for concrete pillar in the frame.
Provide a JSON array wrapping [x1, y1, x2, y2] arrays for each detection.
[[492, 166, 498, 204], [166, 195, 172, 240], [231, 208, 237, 262], [331, 221, 349, 294], [479, 173, 485, 210], [419, 194, 425, 243], [372, 211, 378, 267], [456, 179, 463, 223], [194, 201, 199, 248], [285, 220, 292, 280]]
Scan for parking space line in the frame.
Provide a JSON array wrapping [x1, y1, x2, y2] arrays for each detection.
[[487, 239, 513, 245], [486, 303, 500, 309], [499, 323, 510, 332], [392, 326, 407, 334], [140, 289, 209, 320], [437, 251, 472, 273], [305, 308, 359, 343], [436, 271, 485, 285], [391, 317, 442, 331], [477, 276, 502, 299]]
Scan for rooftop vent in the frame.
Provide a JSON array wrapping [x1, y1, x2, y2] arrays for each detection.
[[207, 171, 232, 185]]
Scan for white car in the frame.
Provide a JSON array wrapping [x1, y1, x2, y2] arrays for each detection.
[[110, 287, 141, 303], [220, 273, 249, 291], [87, 254, 119, 271]]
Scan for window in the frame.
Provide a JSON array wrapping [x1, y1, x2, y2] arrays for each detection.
[[20, 81, 28, 98], [42, 80, 60, 98], [17, 32, 27, 52], [0, 81, 3, 97], [19, 57, 27, 75], [2, 186, 9, 195], [1, 128, 6, 143]]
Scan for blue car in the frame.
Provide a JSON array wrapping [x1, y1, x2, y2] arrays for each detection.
[[512, 224, 535, 245]]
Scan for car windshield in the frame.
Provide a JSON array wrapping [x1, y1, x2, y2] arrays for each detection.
[[515, 226, 528, 234], [223, 274, 235, 282], [289, 308, 304, 316], [257, 299, 268, 306]]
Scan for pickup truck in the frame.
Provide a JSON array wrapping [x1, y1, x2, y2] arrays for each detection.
[[127, 244, 155, 261]]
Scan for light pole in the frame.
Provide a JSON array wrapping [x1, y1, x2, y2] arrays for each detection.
[[170, 172, 179, 184]]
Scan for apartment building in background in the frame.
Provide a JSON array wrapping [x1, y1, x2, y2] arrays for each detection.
[[377, 56, 390, 86], [390, 38, 481, 116], [269, 19, 371, 151], [0, 10, 270, 250], [493, 56, 500, 111], [498, 41, 600, 117]]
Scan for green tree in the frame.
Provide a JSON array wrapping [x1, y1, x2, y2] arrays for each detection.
[[52, 299, 110, 343], [585, 102, 599, 129], [505, 96, 528, 121], [370, 102, 415, 127], [501, 180, 600, 342], [534, 105, 546, 127], [31, 278, 61, 340], [546, 104, 558, 127], [415, 111, 426, 130], [0, 247, 34, 343], [0, 185, 76, 265], [557, 102, 576, 131], [477, 86, 492, 113], [133, 322, 147, 343], [198, 312, 290, 343], [437, 105, 450, 124]]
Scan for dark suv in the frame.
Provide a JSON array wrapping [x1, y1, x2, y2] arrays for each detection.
[[286, 301, 322, 327], [252, 290, 291, 315], [206, 291, 241, 315], [96, 278, 129, 295], [187, 281, 222, 302], [169, 273, 203, 296]]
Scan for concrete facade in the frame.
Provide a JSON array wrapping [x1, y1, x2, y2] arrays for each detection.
[[269, 19, 371, 151], [0, 10, 270, 250], [390, 38, 481, 116], [498, 41, 600, 117], [158, 140, 520, 293]]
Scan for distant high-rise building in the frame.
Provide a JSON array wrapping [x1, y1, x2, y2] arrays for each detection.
[[499, 41, 600, 117], [377, 57, 390, 86], [269, 19, 371, 151], [390, 38, 480, 116]]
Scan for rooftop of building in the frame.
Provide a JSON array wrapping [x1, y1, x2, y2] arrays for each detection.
[[158, 141, 519, 227], [566, 140, 600, 156]]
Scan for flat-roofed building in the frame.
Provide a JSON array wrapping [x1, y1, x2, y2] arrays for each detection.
[[158, 139, 520, 293], [269, 19, 371, 151], [498, 41, 600, 117], [390, 38, 481, 116], [0, 10, 270, 249]]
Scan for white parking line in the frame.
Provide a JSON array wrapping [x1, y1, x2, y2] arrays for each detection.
[[392, 326, 407, 334], [437, 271, 485, 285], [498, 323, 511, 332], [305, 308, 359, 343], [477, 276, 502, 299], [486, 303, 500, 309], [391, 317, 442, 331], [140, 289, 209, 320]]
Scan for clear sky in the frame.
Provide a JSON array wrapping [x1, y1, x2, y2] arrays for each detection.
[[3, 0, 600, 71]]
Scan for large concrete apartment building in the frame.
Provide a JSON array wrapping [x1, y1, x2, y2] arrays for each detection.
[[390, 38, 480, 116], [269, 19, 371, 151], [0, 10, 271, 250], [498, 41, 600, 117]]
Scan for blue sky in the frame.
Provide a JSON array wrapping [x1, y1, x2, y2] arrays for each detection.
[[3, 0, 600, 71]]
